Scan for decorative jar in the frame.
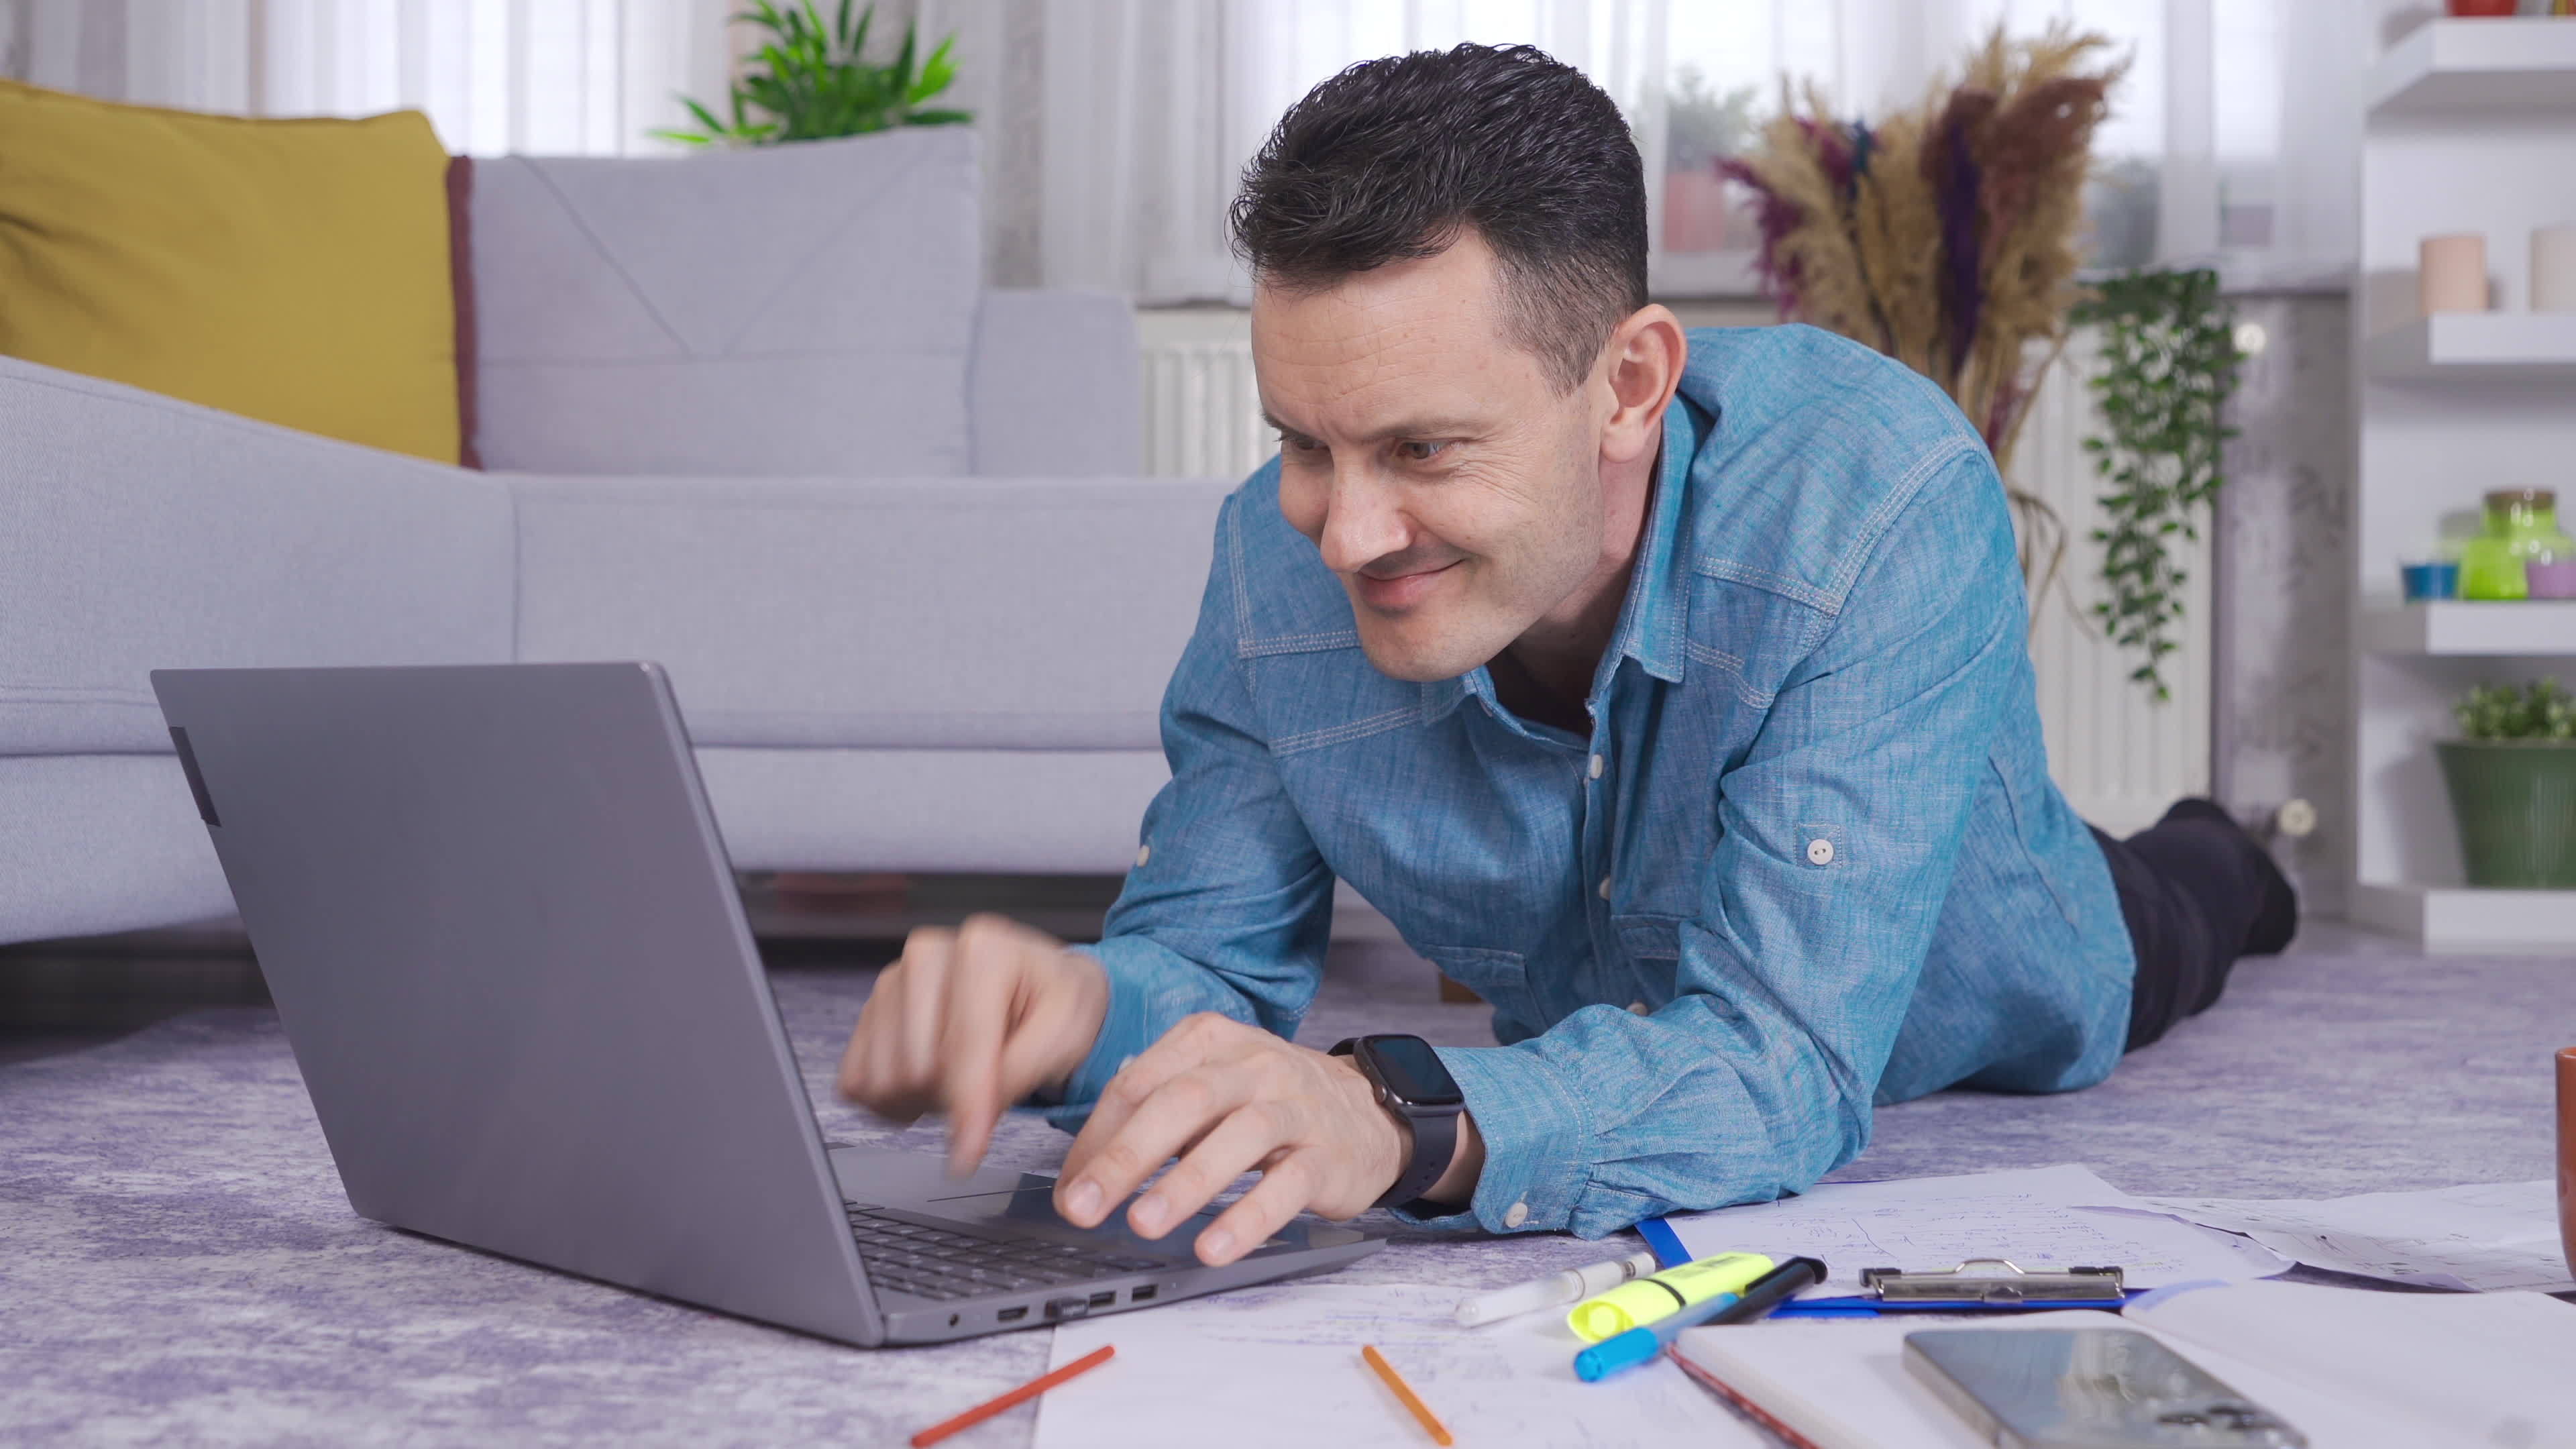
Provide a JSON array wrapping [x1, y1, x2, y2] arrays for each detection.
[[2459, 489, 2574, 602]]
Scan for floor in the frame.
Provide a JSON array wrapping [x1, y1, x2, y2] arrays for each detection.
[[2, 887, 2570, 1446]]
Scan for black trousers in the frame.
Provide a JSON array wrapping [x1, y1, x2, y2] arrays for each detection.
[[2091, 802, 2296, 1052]]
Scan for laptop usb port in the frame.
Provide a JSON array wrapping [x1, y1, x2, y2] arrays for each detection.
[[1087, 1290, 1116, 1309], [996, 1306, 1028, 1323], [1130, 1285, 1157, 1303]]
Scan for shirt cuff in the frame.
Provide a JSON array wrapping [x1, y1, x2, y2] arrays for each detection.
[[1388, 1044, 1596, 1235]]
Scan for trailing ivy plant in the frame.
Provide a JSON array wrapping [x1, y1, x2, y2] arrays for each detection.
[[653, 0, 969, 148], [2070, 268, 2243, 702]]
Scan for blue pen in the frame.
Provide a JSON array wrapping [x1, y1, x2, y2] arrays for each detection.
[[1572, 1256, 1830, 1382]]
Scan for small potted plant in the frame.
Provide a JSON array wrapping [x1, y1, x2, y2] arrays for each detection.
[[2438, 678, 2576, 889], [1660, 66, 1754, 254]]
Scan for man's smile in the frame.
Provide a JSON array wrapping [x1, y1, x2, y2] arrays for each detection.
[[1354, 558, 1462, 611]]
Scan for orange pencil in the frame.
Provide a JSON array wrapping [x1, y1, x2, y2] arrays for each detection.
[[910, 1344, 1116, 1448], [1361, 1344, 1455, 1446]]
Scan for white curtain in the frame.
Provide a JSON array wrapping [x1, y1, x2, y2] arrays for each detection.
[[1, 0, 737, 155], [988, 0, 2368, 304], [1, 0, 2369, 296]]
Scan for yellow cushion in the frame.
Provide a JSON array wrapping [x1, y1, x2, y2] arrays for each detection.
[[0, 80, 460, 463]]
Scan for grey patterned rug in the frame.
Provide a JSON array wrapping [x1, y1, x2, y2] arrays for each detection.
[[4, 925, 2569, 1446]]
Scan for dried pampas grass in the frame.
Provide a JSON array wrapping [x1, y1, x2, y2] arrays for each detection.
[[1723, 22, 2127, 592]]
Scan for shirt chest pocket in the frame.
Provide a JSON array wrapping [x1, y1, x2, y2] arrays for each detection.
[[1612, 914, 1686, 1007], [1416, 944, 1528, 1011]]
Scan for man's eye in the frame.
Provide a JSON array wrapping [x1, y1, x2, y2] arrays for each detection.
[[1281, 434, 1325, 453], [1397, 440, 1449, 462]]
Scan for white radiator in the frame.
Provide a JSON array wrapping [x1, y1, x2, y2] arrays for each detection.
[[1136, 319, 2208, 836]]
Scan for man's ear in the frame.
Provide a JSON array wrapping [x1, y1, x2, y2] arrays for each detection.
[[1598, 305, 1686, 466]]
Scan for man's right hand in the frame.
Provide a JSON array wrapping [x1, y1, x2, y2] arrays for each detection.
[[835, 913, 1110, 1178]]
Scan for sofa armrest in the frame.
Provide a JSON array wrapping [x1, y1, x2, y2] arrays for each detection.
[[969, 290, 1142, 476], [0, 356, 517, 756]]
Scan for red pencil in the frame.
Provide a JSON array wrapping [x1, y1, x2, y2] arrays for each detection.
[[1668, 1347, 1827, 1449], [910, 1344, 1117, 1448]]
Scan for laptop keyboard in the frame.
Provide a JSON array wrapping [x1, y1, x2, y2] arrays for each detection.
[[844, 1202, 1165, 1302]]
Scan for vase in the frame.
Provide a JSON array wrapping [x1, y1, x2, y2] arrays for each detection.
[[2436, 740, 2576, 888], [1662, 169, 1729, 254], [2420, 233, 2489, 316], [2530, 558, 2576, 598]]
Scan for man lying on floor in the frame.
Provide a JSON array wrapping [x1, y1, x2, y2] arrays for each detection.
[[835, 43, 2296, 1264]]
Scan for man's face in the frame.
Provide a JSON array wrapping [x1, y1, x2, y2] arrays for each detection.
[[1254, 233, 1611, 683]]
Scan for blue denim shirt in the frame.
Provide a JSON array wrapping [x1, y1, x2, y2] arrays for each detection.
[[1055, 325, 2135, 1240]]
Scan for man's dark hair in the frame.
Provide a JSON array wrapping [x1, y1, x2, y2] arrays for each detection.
[[1230, 44, 1648, 393]]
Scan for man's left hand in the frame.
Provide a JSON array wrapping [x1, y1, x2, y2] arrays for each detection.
[[1049, 1014, 1418, 1266]]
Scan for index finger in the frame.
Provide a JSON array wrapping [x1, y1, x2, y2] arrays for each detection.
[[934, 919, 1023, 1176]]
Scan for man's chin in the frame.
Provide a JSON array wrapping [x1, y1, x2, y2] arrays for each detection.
[[1352, 625, 1493, 684]]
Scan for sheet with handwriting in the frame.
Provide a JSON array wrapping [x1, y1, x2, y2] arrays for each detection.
[[1031, 1281, 1767, 1449], [1658, 1163, 2289, 1293]]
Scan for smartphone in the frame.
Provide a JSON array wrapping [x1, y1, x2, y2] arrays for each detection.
[[1904, 1328, 2306, 1449]]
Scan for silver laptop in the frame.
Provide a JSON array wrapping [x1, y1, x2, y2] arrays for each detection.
[[151, 661, 1379, 1346]]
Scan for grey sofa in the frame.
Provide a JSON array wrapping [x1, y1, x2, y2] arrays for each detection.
[[0, 129, 1232, 947]]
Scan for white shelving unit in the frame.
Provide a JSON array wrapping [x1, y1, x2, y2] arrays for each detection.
[[2360, 315, 2576, 382], [2354, 17, 2576, 951]]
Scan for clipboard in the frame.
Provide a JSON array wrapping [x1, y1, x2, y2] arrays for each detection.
[[1770, 1259, 2134, 1317]]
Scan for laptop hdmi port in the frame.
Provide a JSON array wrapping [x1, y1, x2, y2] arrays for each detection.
[[997, 1306, 1028, 1323]]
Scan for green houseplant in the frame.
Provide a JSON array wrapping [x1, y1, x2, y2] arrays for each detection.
[[654, 0, 969, 147], [2070, 268, 2243, 703], [2438, 678, 2576, 888]]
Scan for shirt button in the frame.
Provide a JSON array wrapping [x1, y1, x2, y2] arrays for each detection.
[[1503, 1201, 1529, 1229], [1597, 876, 1611, 900], [1806, 837, 1835, 866], [1627, 1000, 1649, 1016], [1588, 754, 1604, 779], [1135, 843, 1151, 867]]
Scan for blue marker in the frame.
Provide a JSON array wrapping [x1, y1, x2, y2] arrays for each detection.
[[1572, 1256, 1829, 1383]]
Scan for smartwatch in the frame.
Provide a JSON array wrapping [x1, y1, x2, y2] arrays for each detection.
[[1330, 1034, 1467, 1212]]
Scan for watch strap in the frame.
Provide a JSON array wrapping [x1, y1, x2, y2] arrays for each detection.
[[1383, 1105, 1456, 1212], [1331, 1036, 1464, 1211]]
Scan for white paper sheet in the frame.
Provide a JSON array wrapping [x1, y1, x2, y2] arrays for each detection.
[[2125, 1279, 2576, 1446], [1657, 1164, 2290, 1293], [2134, 1179, 2576, 1293], [1030, 1281, 1769, 1449]]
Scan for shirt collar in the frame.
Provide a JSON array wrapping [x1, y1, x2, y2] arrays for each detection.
[[1418, 395, 1703, 724], [1615, 393, 1703, 687]]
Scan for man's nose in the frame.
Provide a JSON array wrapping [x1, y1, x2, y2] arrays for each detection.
[[1316, 467, 1409, 576]]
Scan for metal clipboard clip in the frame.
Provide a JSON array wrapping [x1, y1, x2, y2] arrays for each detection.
[[1858, 1258, 2127, 1305]]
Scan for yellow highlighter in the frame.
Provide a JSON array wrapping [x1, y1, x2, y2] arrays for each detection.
[[1566, 1252, 1773, 1342]]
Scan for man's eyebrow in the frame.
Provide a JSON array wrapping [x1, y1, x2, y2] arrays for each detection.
[[1259, 412, 1481, 443]]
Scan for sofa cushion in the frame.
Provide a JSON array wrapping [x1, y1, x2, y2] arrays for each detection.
[[0, 80, 462, 463], [0, 356, 515, 757], [508, 474, 1232, 751], [472, 130, 980, 477]]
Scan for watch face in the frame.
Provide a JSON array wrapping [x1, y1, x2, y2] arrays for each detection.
[[1362, 1034, 1464, 1108]]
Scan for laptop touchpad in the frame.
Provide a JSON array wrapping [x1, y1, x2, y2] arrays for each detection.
[[922, 1177, 1212, 1254]]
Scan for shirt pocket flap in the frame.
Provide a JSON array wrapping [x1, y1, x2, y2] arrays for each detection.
[[1611, 914, 1685, 961], [1415, 944, 1528, 1000]]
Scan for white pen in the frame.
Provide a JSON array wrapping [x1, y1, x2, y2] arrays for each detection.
[[1454, 1248, 1662, 1328]]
